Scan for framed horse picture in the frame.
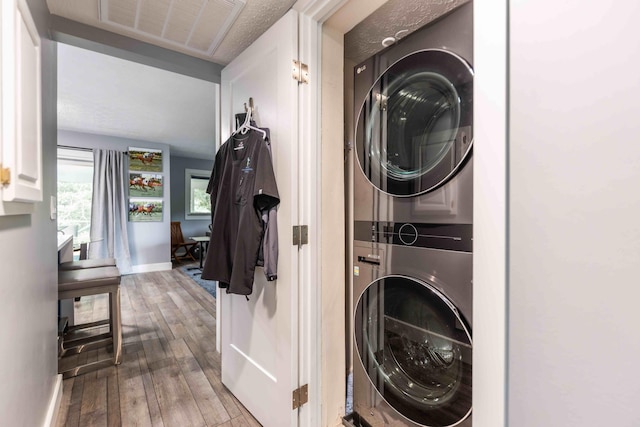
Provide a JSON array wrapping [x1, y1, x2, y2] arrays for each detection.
[[129, 173, 163, 197], [129, 147, 162, 172], [128, 198, 163, 222]]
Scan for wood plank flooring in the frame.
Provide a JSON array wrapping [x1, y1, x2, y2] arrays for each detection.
[[56, 266, 261, 427]]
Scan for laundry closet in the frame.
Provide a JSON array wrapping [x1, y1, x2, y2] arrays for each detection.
[[343, 2, 473, 426]]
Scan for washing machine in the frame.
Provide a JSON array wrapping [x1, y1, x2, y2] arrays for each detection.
[[352, 236, 472, 427], [349, 2, 473, 427]]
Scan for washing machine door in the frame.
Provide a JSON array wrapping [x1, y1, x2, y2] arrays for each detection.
[[355, 275, 472, 427], [356, 49, 473, 197]]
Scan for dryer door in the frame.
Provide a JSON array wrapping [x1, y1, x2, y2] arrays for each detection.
[[354, 275, 472, 427], [355, 50, 473, 197]]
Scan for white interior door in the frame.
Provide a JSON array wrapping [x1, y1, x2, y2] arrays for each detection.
[[220, 9, 300, 427]]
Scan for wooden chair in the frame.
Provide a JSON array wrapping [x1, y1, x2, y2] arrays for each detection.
[[171, 221, 197, 262]]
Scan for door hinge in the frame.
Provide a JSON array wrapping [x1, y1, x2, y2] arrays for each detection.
[[292, 384, 308, 409], [292, 60, 309, 84], [292, 225, 308, 248], [0, 165, 10, 186]]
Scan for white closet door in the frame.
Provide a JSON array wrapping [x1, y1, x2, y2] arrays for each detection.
[[220, 9, 300, 427]]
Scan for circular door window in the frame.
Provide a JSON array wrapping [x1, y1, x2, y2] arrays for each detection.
[[355, 50, 473, 197], [354, 276, 472, 426]]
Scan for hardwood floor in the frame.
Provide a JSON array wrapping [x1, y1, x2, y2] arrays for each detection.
[[56, 266, 261, 427]]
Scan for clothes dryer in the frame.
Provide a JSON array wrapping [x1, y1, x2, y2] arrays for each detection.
[[353, 2, 473, 225]]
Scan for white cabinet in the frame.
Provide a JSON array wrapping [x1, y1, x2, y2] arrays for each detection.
[[0, 0, 42, 216]]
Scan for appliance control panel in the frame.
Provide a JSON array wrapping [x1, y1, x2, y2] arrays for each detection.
[[354, 221, 472, 253]]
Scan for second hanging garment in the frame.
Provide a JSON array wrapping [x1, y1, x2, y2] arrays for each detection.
[[201, 129, 279, 295]]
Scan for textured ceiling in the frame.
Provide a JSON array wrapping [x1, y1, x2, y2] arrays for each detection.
[[99, 0, 246, 56], [345, 0, 470, 64], [57, 43, 218, 159], [46, 0, 296, 65], [52, 0, 466, 160]]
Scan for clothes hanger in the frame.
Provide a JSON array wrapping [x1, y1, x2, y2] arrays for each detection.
[[232, 98, 267, 140], [240, 104, 267, 139]]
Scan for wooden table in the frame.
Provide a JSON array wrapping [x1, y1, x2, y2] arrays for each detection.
[[189, 236, 210, 269]]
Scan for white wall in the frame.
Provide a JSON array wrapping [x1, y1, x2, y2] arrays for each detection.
[[507, 0, 640, 425], [0, 1, 60, 425], [320, 22, 347, 427], [58, 130, 172, 272]]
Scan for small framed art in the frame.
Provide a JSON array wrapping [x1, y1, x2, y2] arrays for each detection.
[[129, 173, 163, 197], [128, 198, 163, 222], [129, 147, 162, 172]]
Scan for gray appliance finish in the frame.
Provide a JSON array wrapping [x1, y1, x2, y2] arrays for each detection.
[[349, 3, 474, 427], [352, 239, 472, 427], [353, 2, 473, 225]]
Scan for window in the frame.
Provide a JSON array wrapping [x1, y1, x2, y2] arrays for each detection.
[[57, 148, 94, 245], [185, 168, 211, 220]]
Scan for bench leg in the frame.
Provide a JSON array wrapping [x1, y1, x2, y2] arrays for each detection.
[[110, 287, 122, 365]]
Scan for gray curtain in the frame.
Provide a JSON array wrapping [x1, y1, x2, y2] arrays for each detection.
[[89, 149, 132, 273]]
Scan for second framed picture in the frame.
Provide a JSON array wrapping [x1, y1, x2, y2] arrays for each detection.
[[129, 173, 163, 197]]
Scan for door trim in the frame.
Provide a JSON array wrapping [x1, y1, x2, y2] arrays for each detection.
[[473, 1, 508, 426], [294, 2, 348, 426]]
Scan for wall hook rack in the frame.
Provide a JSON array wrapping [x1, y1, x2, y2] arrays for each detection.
[[244, 97, 255, 113]]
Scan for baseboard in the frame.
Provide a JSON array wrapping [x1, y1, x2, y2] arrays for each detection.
[[43, 374, 63, 427], [216, 294, 221, 353], [129, 262, 173, 274]]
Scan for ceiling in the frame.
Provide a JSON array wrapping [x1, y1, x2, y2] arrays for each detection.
[[344, 0, 468, 64], [49, 0, 297, 159], [57, 43, 218, 159], [47, 0, 297, 65]]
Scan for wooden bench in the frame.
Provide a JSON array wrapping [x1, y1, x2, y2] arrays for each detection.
[[58, 266, 122, 378], [58, 257, 116, 270]]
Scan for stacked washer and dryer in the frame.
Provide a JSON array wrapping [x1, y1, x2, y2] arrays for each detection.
[[350, 3, 473, 427]]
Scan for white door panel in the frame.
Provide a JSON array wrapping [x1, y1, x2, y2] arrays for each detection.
[[220, 9, 299, 427]]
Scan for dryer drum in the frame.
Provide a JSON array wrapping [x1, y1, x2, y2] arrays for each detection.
[[367, 71, 461, 181], [355, 49, 473, 198], [355, 276, 472, 427]]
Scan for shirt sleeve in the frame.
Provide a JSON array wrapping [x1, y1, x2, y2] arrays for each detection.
[[262, 206, 278, 281], [253, 143, 280, 211], [254, 133, 279, 281], [207, 148, 223, 217]]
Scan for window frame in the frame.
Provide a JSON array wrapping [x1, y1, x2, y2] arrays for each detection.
[[56, 147, 94, 245], [184, 168, 211, 220]]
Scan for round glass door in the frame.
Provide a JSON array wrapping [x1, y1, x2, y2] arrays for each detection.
[[355, 49, 473, 197], [354, 276, 472, 426]]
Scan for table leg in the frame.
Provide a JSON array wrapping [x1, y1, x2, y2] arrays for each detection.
[[199, 241, 204, 269]]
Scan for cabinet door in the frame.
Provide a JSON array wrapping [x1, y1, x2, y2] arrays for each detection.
[[0, 0, 42, 215]]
